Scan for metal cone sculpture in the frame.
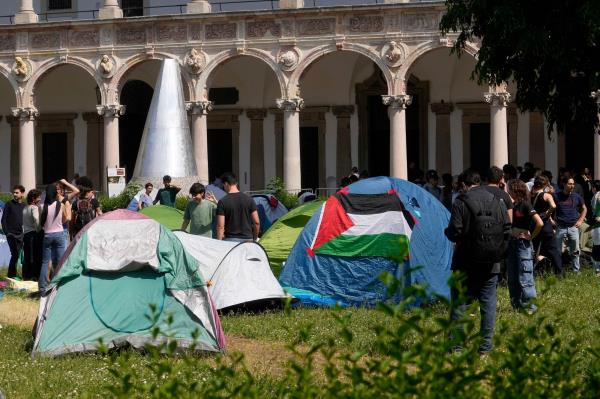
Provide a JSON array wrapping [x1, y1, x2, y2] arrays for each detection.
[[132, 59, 197, 183]]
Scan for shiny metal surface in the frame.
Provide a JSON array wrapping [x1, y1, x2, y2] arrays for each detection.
[[132, 59, 198, 179]]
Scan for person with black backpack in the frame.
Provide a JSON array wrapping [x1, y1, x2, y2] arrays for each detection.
[[72, 187, 102, 236], [445, 169, 511, 354]]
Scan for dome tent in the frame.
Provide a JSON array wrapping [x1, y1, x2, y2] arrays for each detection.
[[140, 204, 184, 231], [174, 231, 288, 310], [252, 194, 288, 233], [260, 200, 324, 276], [32, 210, 225, 357], [279, 177, 452, 307]]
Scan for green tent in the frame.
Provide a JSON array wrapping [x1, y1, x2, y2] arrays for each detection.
[[140, 204, 184, 231], [32, 210, 225, 357], [260, 200, 323, 276]]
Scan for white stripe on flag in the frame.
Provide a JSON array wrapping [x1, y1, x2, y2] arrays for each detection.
[[309, 203, 327, 250], [344, 211, 413, 238]]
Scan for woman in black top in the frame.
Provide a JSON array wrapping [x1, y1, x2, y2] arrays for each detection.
[[530, 175, 562, 276], [506, 179, 543, 312]]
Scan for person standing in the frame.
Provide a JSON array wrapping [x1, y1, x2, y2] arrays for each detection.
[[531, 175, 562, 276], [153, 175, 181, 208], [181, 183, 217, 238], [39, 184, 71, 292], [423, 170, 443, 202], [506, 180, 543, 312], [554, 176, 587, 274], [22, 189, 43, 281], [1, 185, 26, 278], [56, 179, 79, 246], [138, 183, 154, 210], [72, 187, 102, 236], [445, 169, 511, 354], [216, 173, 260, 242], [482, 166, 514, 222], [590, 180, 600, 276]]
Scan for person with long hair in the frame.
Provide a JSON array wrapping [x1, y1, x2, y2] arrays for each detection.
[[506, 179, 543, 312], [22, 189, 42, 281], [55, 178, 79, 246], [530, 175, 562, 276], [39, 184, 71, 293]]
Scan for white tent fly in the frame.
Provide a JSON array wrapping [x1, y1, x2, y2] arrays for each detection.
[[173, 231, 288, 310]]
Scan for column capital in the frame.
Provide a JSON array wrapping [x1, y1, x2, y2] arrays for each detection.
[[592, 90, 600, 108], [97, 104, 126, 118], [382, 94, 412, 109], [276, 98, 305, 112], [430, 102, 454, 115], [332, 105, 355, 117], [484, 91, 511, 107], [186, 100, 213, 115], [246, 108, 268, 120], [11, 106, 38, 121]]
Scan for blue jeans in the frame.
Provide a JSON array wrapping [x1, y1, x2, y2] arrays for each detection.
[[39, 232, 67, 292], [556, 226, 580, 272], [450, 270, 498, 353], [506, 238, 537, 311]]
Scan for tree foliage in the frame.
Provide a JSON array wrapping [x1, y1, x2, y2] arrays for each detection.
[[440, 0, 600, 134]]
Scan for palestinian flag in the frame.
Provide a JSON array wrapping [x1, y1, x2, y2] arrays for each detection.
[[307, 190, 415, 261]]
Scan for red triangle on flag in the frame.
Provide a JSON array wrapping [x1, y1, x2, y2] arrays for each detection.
[[309, 196, 354, 254]]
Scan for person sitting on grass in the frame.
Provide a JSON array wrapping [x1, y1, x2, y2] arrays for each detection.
[[181, 183, 217, 238], [153, 175, 181, 208]]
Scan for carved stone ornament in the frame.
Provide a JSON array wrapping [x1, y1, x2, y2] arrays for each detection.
[[484, 86, 511, 107], [11, 106, 39, 121], [96, 104, 126, 118], [276, 98, 305, 112], [184, 48, 206, 75], [186, 100, 213, 115], [382, 94, 412, 109], [592, 90, 600, 107], [97, 54, 115, 78], [277, 47, 300, 71], [381, 41, 405, 67], [12, 56, 31, 81]]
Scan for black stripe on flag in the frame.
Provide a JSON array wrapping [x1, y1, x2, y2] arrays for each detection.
[[334, 192, 415, 229]]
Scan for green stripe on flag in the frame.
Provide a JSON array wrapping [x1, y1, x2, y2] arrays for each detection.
[[314, 233, 409, 261]]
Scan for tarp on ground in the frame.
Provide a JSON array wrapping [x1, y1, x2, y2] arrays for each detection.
[[279, 177, 452, 307], [140, 204, 184, 231], [174, 231, 288, 310], [32, 210, 225, 357], [0, 234, 10, 268], [260, 200, 324, 276]]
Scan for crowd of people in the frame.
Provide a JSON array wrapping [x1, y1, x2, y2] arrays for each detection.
[[438, 163, 597, 354], [0, 172, 261, 294]]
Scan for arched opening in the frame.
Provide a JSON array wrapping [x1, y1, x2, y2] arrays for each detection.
[[34, 64, 98, 187], [118, 59, 190, 182], [206, 55, 281, 190], [0, 75, 16, 192]]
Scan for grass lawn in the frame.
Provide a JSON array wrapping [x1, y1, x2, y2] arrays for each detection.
[[1, 270, 600, 397]]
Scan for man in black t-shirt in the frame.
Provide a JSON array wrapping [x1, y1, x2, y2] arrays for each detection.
[[1, 185, 25, 278], [482, 166, 514, 222], [216, 173, 260, 242]]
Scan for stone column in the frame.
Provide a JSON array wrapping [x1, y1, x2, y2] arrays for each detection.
[[543, 118, 558, 181], [186, 101, 212, 185], [14, 0, 38, 24], [83, 112, 103, 191], [332, 106, 353, 181], [276, 98, 304, 191], [279, 0, 304, 9], [382, 94, 412, 180], [517, 111, 530, 167], [263, 112, 276, 186], [592, 91, 600, 179], [430, 102, 454, 174], [484, 87, 511, 168], [324, 110, 337, 187], [11, 107, 38, 190], [246, 109, 267, 190], [97, 104, 125, 192], [187, 0, 211, 13], [99, 0, 123, 19]]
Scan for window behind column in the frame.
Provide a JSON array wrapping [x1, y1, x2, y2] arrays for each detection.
[[123, 0, 144, 17], [48, 0, 72, 9]]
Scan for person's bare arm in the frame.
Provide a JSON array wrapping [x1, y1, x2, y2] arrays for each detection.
[[531, 213, 544, 240], [575, 202, 587, 228], [181, 219, 190, 232], [507, 208, 513, 223], [216, 215, 225, 240], [60, 179, 80, 200], [251, 210, 260, 241]]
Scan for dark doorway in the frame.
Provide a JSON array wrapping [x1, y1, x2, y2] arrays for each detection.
[[300, 127, 319, 190], [119, 80, 154, 181], [42, 133, 68, 185], [207, 129, 233, 182], [406, 90, 421, 173], [367, 94, 390, 177], [470, 123, 491, 174], [122, 0, 144, 17]]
